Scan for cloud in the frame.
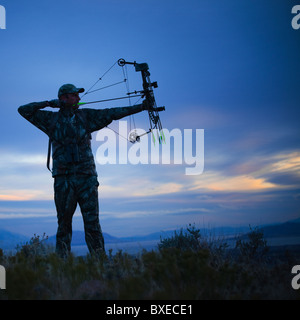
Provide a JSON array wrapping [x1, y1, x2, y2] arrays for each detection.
[[0, 203, 55, 220], [1, 147, 299, 228], [0, 151, 45, 169], [100, 176, 183, 199], [269, 152, 300, 173], [0, 212, 55, 220], [190, 171, 277, 192], [132, 182, 183, 197], [2, 148, 299, 205], [0, 189, 50, 201], [101, 207, 208, 219], [255, 152, 300, 188], [0, 149, 53, 201], [190, 151, 300, 193]]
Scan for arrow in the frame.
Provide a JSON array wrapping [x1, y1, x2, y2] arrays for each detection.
[[76, 94, 143, 106]]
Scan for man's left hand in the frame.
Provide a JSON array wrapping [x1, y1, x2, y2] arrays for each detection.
[[141, 100, 153, 111]]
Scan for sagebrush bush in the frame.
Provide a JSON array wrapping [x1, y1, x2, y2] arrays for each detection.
[[235, 226, 269, 263], [158, 224, 202, 251]]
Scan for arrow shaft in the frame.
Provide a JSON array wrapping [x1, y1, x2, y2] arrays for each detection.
[[78, 94, 142, 106]]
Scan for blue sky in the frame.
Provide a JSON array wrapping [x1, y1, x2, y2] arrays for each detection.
[[0, 0, 300, 239]]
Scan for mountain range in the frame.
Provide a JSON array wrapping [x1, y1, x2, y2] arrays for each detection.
[[0, 220, 300, 251]]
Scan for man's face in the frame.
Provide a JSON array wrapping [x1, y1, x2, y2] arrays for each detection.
[[60, 92, 80, 109]]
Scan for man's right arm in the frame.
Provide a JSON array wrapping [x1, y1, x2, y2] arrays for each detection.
[[18, 101, 56, 135], [18, 101, 50, 117]]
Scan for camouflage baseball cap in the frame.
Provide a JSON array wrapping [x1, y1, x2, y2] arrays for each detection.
[[58, 84, 85, 98]]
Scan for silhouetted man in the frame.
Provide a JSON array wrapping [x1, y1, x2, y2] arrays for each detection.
[[18, 84, 150, 258]]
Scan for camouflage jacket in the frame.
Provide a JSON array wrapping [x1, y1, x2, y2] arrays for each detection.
[[18, 102, 143, 177]]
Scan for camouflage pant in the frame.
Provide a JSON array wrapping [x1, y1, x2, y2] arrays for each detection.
[[54, 174, 105, 258]]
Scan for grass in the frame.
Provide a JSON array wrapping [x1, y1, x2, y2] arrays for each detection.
[[0, 224, 299, 300]]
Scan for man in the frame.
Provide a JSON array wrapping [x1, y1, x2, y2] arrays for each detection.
[[18, 84, 150, 258]]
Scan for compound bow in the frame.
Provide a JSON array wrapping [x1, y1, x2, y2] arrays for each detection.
[[79, 58, 166, 144]]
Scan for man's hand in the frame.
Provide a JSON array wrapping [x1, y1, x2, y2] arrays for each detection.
[[141, 100, 165, 112], [141, 99, 153, 111], [48, 99, 64, 108]]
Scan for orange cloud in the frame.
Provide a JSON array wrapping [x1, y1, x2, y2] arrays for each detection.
[[0, 194, 28, 201], [0, 190, 52, 201], [190, 172, 277, 192], [270, 152, 300, 173], [205, 175, 277, 192]]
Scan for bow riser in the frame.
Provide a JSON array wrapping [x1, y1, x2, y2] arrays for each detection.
[[126, 60, 165, 143]]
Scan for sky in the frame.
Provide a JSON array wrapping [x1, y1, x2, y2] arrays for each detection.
[[0, 0, 300, 240]]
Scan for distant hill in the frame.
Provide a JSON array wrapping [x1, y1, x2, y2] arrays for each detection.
[[0, 229, 28, 250], [46, 230, 177, 246], [260, 222, 300, 238], [46, 231, 120, 246], [289, 217, 300, 224], [229, 222, 300, 241], [45, 222, 300, 246]]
